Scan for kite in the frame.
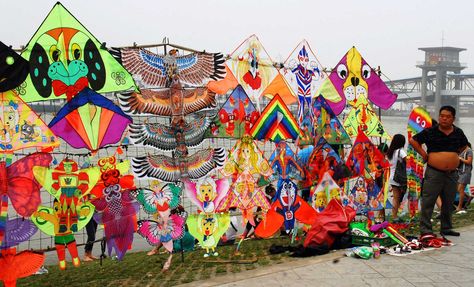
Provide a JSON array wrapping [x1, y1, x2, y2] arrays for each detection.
[[261, 73, 297, 106], [32, 158, 99, 270], [0, 153, 52, 246], [20, 2, 135, 102], [297, 137, 347, 188], [0, 90, 59, 153], [269, 141, 303, 181], [132, 148, 226, 183], [282, 40, 326, 124], [0, 218, 38, 250], [310, 172, 344, 212], [186, 213, 230, 257], [343, 95, 390, 139], [345, 174, 384, 214], [207, 85, 260, 138], [48, 88, 132, 151], [135, 188, 187, 271], [227, 35, 278, 111], [116, 47, 225, 88], [345, 130, 390, 177], [406, 107, 432, 217], [117, 84, 217, 117], [256, 179, 316, 238], [250, 94, 301, 142], [184, 176, 229, 213], [89, 156, 138, 261], [218, 136, 272, 225], [311, 96, 351, 144], [130, 180, 181, 215], [316, 46, 397, 115], [0, 41, 29, 92], [129, 115, 211, 151], [0, 248, 45, 287]]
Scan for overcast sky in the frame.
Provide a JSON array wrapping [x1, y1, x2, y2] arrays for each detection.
[[2, 0, 473, 80]]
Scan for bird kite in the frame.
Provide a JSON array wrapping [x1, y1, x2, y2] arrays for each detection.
[[0, 248, 45, 287]]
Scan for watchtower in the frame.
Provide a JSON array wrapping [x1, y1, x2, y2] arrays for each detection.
[[417, 47, 466, 114]]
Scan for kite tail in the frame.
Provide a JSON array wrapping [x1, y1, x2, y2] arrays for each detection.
[[106, 216, 135, 260], [0, 195, 8, 245]]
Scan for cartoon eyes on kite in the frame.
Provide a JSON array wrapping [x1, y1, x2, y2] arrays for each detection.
[[49, 45, 61, 62], [421, 121, 426, 128], [72, 43, 82, 60], [362, 64, 371, 79], [337, 64, 348, 79]]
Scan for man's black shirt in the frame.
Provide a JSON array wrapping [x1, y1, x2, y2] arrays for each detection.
[[412, 125, 468, 153]]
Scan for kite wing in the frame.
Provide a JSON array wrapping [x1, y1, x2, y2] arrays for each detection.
[[128, 116, 211, 150], [117, 88, 216, 116], [118, 47, 168, 87], [176, 52, 226, 85], [0, 249, 45, 286], [0, 218, 38, 249], [0, 41, 29, 92]]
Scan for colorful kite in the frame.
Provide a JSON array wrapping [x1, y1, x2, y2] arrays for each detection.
[[0, 41, 29, 93], [298, 137, 347, 187], [184, 176, 229, 213], [20, 2, 135, 102], [129, 115, 211, 151], [0, 218, 38, 250], [0, 90, 59, 153], [132, 148, 225, 183], [227, 35, 278, 111], [130, 181, 181, 215], [48, 88, 132, 151], [186, 213, 230, 257], [250, 94, 300, 142], [269, 141, 303, 181], [406, 107, 432, 217], [282, 40, 326, 124], [89, 156, 138, 261], [218, 136, 272, 225], [32, 158, 99, 270], [261, 73, 296, 105], [118, 84, 217, 117], [311, 96, 351, 144], [117, 47, 225, 88], [345, 174, 384, 214], [343, 95, 390, 139], [310, 172, 344, 212], [207, 85, 260, 138], [345, 130, 390, 177], [317, 47, 397, 115], [256, 179, 316, 238], [0, 248, 45, 287], [0, 153, 52, 246]]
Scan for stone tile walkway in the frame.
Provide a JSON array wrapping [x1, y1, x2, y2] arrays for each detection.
[[181, 225, 474, 287]]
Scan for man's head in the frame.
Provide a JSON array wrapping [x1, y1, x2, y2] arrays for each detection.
[[438, 105, 456, 129]]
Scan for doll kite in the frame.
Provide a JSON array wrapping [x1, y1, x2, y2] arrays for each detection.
[[89, 156, 138, 260], [184, 176, 229, 213], [186, 213, 230, 257]]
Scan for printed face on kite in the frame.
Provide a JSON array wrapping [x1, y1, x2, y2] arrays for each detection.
[[329, 188, 340, 200], [29, 27, 106, 99], [408, 109, 431, 135], [313, 191, 327, 209], [200, 215, 217, 236], [198, 183, 216, 202], [279, 180, 297, 206]]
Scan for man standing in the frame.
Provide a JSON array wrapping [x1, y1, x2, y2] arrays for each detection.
[[409, 106, 468, 237]]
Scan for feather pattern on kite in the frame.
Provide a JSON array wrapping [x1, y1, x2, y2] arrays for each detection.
[[116, 47, 225, 88], [130, 181, 181, 214], [0, 218, 38, 250], [117, 85, 217, 117], [128, 116, 211, 151], [0, 248, 45, 287], [137, 212, 187, 252], [132, 148, 226, 183]]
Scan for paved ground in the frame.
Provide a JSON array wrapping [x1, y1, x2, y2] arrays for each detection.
[[181, 225, 474, 287]]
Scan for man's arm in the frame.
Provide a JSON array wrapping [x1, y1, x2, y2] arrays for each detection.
[[409, 138, 428, 162]]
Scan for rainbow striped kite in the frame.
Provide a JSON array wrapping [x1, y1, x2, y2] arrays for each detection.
[[250, 94, 300, 142]]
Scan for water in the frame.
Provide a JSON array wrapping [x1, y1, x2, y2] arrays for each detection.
[[381, 116, 474, 144]]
